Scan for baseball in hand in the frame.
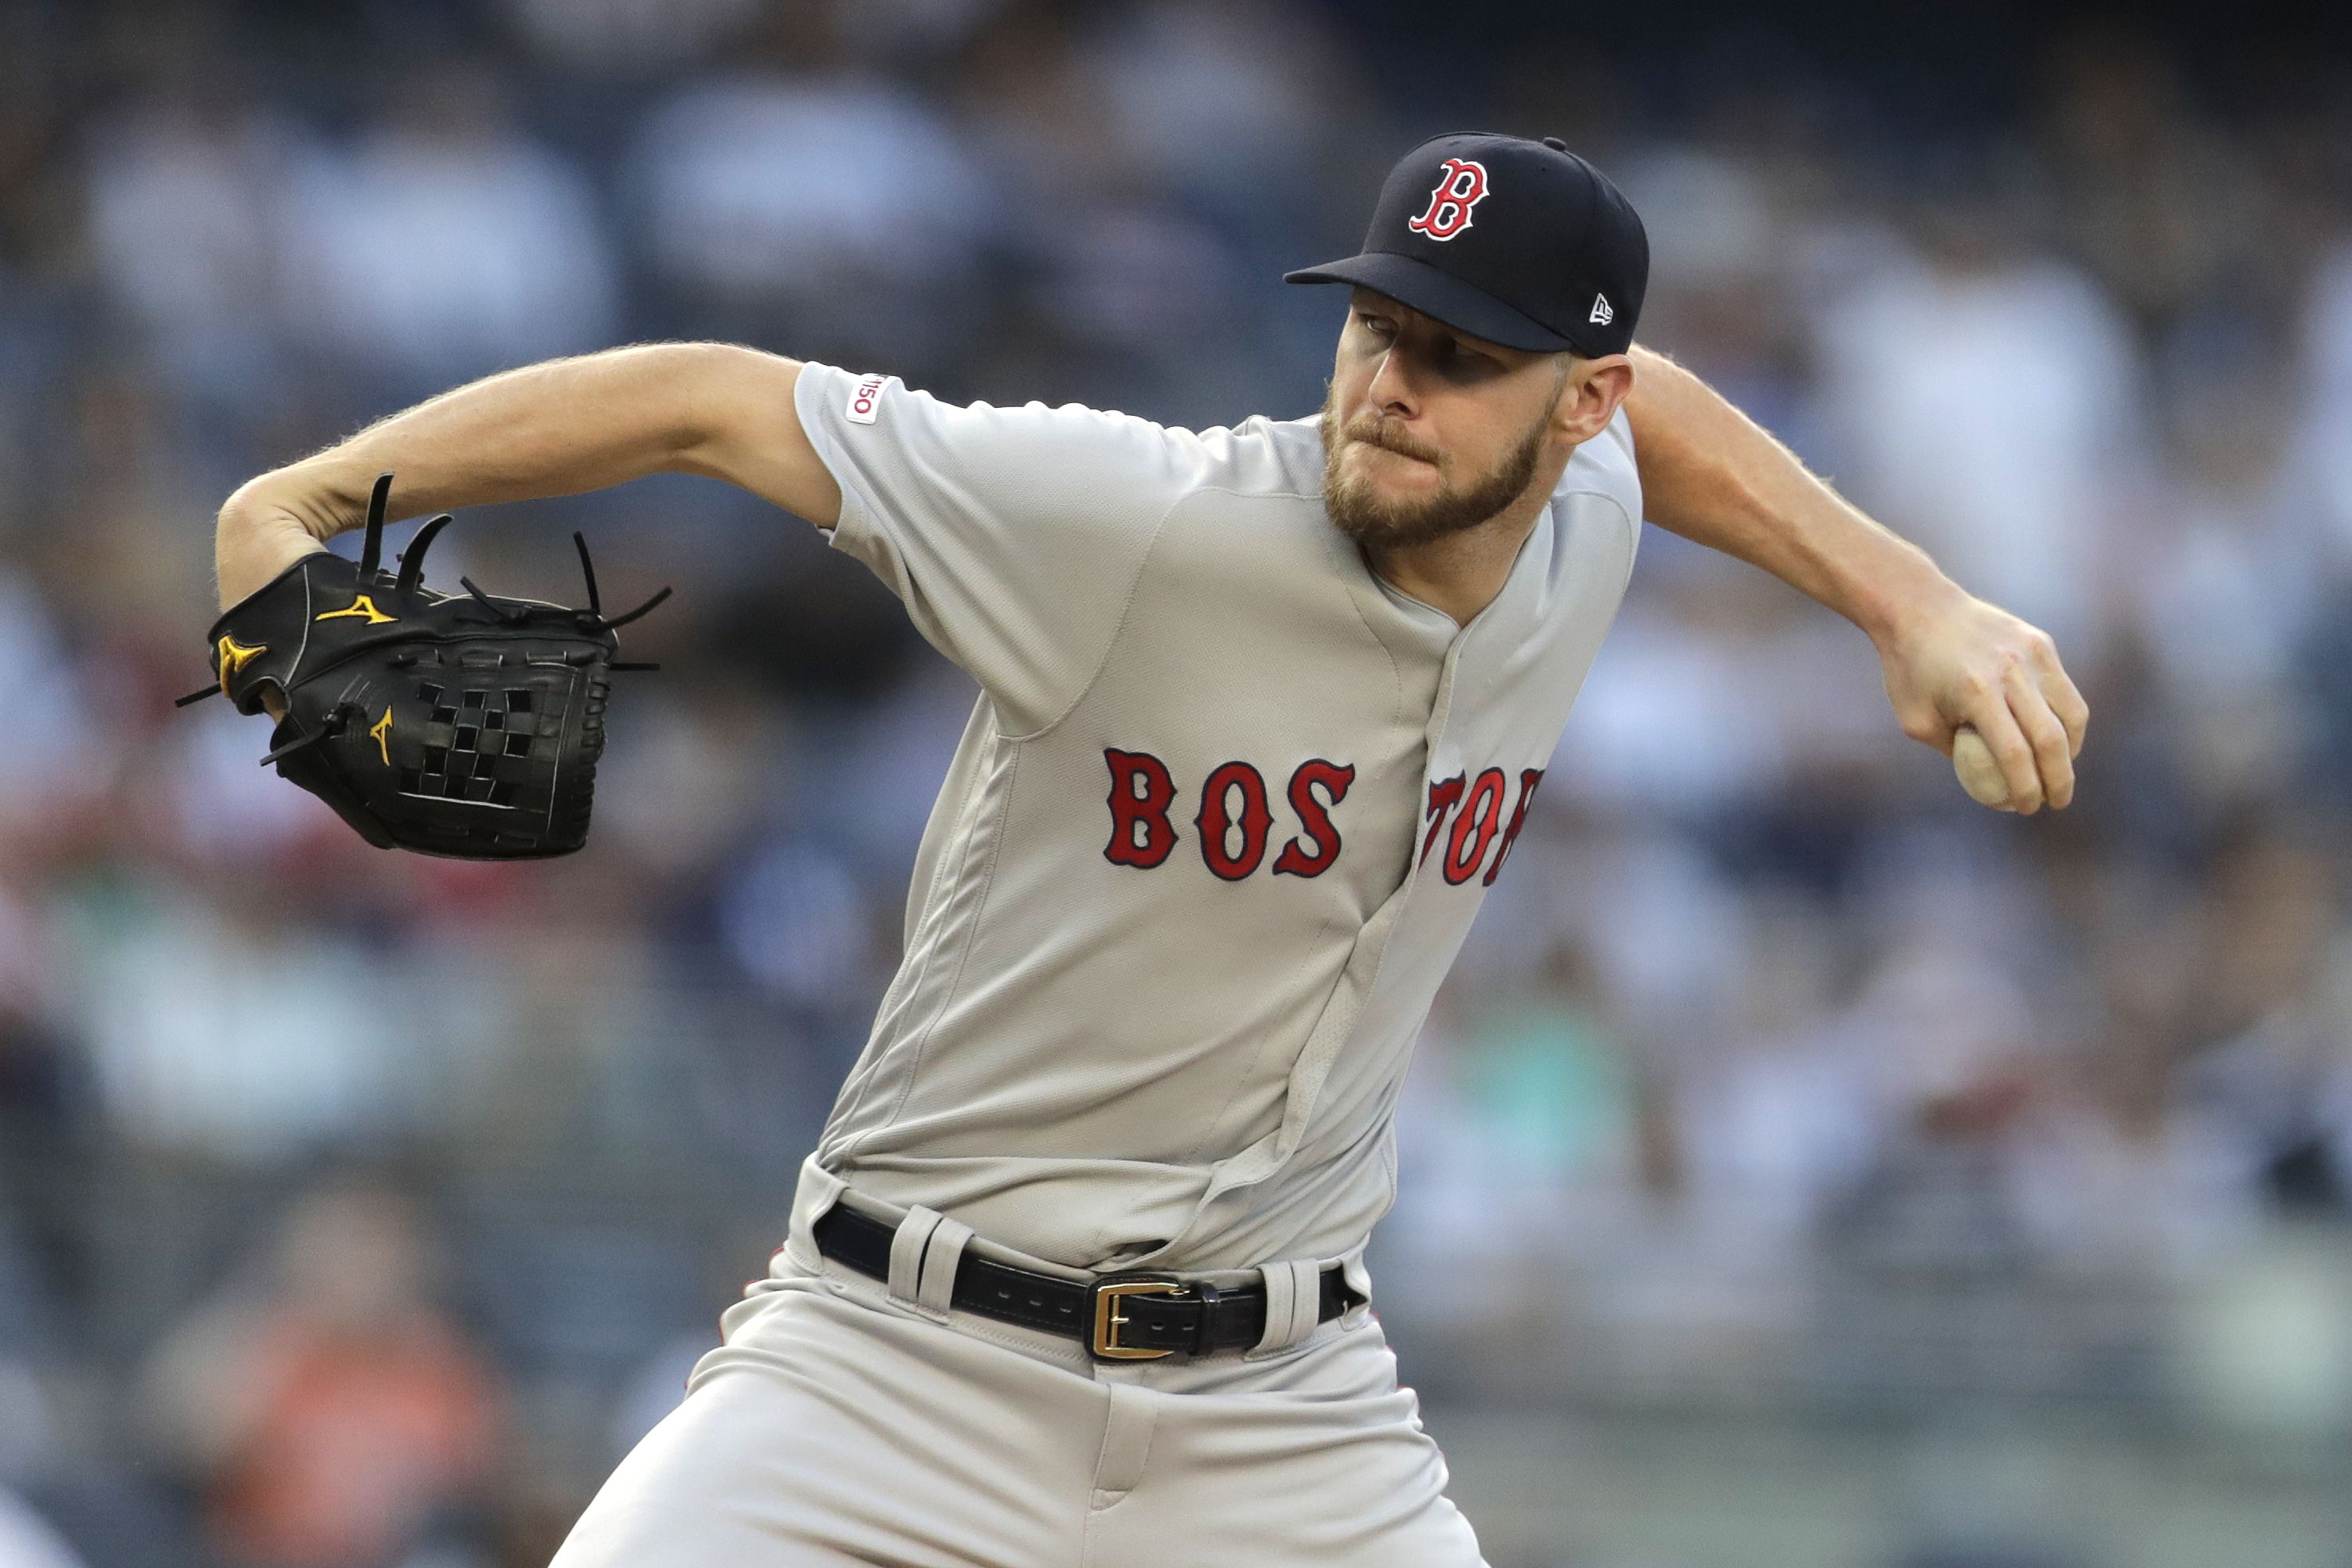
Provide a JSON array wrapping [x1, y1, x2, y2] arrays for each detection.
[[1951, 726, 2011, 809]]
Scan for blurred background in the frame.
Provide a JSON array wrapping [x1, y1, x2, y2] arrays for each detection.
[[2, 1, 2351, 1564]]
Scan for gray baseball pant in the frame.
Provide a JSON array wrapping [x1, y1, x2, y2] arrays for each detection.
[[546, 1197, 1488, 1566]]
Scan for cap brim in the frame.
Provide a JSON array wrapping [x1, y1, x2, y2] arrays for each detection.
[[1283, 251, 1574, 353]]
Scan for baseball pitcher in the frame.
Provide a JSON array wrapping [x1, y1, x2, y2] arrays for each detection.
[[210, 135, 2087, 1565]]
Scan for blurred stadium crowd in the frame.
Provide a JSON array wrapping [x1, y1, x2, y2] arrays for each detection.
[[2, 2, 2351, 1566]]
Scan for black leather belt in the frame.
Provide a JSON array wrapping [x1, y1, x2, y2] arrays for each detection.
[[811, 1203, 1358, 1360]]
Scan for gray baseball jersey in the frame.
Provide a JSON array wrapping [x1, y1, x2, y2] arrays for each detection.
[[794, 360, 1641, 1277]]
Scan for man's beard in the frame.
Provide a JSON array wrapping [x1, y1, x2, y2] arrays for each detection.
[[1318, 386, 1555, 550]]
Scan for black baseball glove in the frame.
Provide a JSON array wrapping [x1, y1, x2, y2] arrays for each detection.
[[178, 474, 668, 859]]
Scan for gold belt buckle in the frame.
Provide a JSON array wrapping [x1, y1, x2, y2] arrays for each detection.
[[1092, 1276, 1185, 1359]]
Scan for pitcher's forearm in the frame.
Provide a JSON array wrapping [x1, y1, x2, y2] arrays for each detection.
[[1624, 345, 1958, 644], [214, 343, 795, 608]]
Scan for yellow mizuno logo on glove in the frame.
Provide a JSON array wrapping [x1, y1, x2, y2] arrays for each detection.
[[369, 708, 394, 766], [216, 634, 266, 672], [316, 594, 396, 625], [215, 634, 267, 695]]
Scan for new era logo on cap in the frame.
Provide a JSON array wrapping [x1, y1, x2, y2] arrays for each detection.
[[1590, 293, 1613, 325]]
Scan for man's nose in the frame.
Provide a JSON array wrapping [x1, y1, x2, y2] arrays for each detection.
[[1365, 347, 1418, 418]]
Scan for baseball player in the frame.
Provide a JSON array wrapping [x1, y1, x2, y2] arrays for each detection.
[[213, 135, 2087, 1565]]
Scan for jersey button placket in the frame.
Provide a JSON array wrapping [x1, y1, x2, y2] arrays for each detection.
[[1404, 637, 1468, 903]]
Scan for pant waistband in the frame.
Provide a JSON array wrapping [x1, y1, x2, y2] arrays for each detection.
[[809, 1199, 1360, 1361]]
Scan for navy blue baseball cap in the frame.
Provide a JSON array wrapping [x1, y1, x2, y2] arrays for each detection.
[[1287, 132, 1648, 357]]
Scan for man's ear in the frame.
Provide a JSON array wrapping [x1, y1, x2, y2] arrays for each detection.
[[1554, 354, 1634, 445]]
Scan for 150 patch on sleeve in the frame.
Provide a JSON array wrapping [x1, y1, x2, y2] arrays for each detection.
[[845, 373, 887, 425]]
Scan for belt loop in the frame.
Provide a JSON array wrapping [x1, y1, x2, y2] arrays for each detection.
[[915, 1213, 974, 1317], [1278, 1260, 1323, 1347], [1249, 1259, 1319, 1356], [888, 1205, 947, 1305]]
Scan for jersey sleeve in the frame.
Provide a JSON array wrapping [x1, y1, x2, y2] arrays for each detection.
[[794, 362, 1194, 735]]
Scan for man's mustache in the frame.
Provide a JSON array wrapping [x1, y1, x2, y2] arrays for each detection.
[[1343, 417, 1443, 466]]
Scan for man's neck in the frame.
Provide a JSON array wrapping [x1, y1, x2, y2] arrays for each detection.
[[1362, 486, 1553, 628]]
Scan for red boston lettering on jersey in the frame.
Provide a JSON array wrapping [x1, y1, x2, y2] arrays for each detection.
[[1103, 753, 1362, 880], [1405, 158, 1490, 241], [1420, 774, 1466, 866], [1195, 760, 1275, 881], [1442, 767, 1507, 884], [1272, 759, 1356, 878], [1103, 748, 1178, 868], [1482, 767, 1546, 887]]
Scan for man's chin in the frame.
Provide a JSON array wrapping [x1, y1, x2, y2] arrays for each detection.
[[1327, 479, 1462, 549]]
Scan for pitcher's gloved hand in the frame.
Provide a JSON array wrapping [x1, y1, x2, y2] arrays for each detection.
[[178, 473, 668, 858]]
